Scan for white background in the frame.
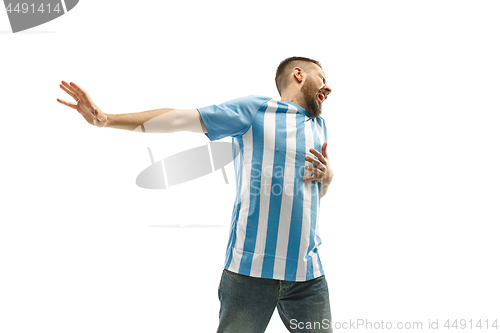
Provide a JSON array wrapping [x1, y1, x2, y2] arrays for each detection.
[[1, 1, 499, 332]]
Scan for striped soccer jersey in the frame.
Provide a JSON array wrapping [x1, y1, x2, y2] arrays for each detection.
[[197, 95, 328, 282]]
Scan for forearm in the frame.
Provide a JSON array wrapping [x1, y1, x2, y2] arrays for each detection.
[[105, 108, 206, 133], [106, 108, 175, 131]]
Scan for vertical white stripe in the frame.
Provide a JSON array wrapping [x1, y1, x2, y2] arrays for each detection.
[[250, 100, 278, 277], [296, 117, 315, 280], [228, 125, 254, 272], [273, 104, 298, 280]]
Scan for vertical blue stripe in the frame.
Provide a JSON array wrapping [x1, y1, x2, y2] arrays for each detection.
[[261, 103, 288, 278], [306, 119, 321, 280], [224, 136, 244, 270], [238, 106, 266, 275], [284, 112, 306, 281]]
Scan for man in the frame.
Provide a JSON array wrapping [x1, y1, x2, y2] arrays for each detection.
[[58, 56, 334, 332]]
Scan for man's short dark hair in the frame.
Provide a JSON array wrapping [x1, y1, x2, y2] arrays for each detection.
[[275, 56, 322, 96]]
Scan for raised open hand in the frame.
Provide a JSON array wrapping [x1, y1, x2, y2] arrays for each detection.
[[57, 81, 108, 127]]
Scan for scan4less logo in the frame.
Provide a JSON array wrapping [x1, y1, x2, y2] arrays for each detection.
[[3, 0, 78, 33]]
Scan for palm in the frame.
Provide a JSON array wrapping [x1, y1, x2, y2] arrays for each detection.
[[57, 81, 107, 127]]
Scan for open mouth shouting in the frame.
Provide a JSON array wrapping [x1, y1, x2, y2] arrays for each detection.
[[318, 91, 327, 104]]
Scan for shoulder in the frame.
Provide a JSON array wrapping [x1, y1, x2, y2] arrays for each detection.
[[231, 95, 273, 108], [211, 95, 273, 114]]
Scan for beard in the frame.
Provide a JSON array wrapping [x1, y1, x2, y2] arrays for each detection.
[[300, 78, 322, 118]]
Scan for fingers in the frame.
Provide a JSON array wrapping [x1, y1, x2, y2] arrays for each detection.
[[60, 81, 89, 104], [308, 148, 327, 164], [56, 98, 78, 109], [306, 164, 325, 174], [303, 173, 322, 182], [305, 154, 328, 170], [303, 164, 325, 183], [60, 81, 80, 101], [304, 145, 328, 183], [59, 85, 79, 104], [59, 81, 100, 116], [306, 156, 320, 167], [69, 81, 90, 103]]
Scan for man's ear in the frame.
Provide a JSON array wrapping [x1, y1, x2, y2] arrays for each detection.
[[293, 67, 305, 84]]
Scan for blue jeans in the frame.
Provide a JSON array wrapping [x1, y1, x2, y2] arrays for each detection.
[[217, 269, 333, 333]]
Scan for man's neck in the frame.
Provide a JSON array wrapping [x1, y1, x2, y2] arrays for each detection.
[[281, 94, 306, 112]]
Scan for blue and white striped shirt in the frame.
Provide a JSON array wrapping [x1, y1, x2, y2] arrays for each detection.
[[198, 95, 328, 282]]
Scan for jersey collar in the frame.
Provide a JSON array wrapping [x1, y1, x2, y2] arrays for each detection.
[[281, 101, 313, 119]]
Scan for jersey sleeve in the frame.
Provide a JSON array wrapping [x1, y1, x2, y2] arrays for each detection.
[[197, 95, 271, 141]]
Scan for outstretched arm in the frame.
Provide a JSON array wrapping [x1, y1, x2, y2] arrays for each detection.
[[106, 108, 207, 133], [57, 81, 207, 133]]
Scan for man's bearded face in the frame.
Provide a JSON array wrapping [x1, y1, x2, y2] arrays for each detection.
[[300, 77, 323, 118]]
